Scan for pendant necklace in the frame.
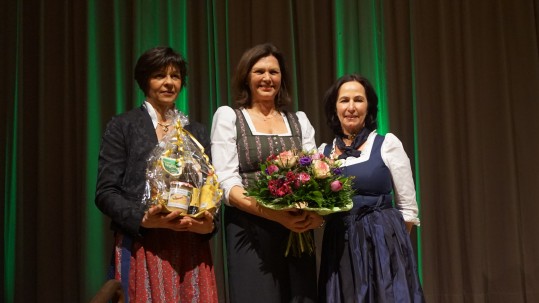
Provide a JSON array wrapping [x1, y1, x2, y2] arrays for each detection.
[[157, 122, 171, 132]]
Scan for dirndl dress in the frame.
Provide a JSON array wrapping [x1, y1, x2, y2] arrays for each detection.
[[318, 135, 424, 303], [223, 109, 318, 303]]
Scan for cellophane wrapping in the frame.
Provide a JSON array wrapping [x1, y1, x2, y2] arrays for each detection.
[[142, 110, 222, 217]]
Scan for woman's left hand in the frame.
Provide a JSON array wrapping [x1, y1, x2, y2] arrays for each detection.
[[305, 212, 325, 231], [186, 211, 215, 234]]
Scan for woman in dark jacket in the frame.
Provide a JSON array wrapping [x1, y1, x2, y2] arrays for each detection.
[[95, 46, 218, 302]]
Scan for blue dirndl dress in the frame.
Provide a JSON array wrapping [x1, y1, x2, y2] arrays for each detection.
[[318, 135, 425, 303]]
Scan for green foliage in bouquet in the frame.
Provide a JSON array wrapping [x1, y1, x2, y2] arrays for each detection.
[[245, 150, 355, 257], [246, 150, 354, 215]]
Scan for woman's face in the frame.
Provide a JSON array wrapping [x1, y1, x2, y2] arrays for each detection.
[[146, 65, 182, 108], [248, 55, 281, 103], [336, 81, 368, 135]]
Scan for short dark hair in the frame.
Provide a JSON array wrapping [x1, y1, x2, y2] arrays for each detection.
[[232, 43, 291, 109], [323, 74, 379, 136], [134, 46, 188, 95]]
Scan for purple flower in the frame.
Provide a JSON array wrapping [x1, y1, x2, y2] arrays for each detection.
[[330, 180, 343, 192], [265, 164, 279, 175], [299, 156, 312, 166], [332, 167, 342, 175]]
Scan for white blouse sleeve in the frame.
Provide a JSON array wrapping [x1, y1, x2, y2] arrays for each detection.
[[381, 133, 420, 225], [317, 143, 328, 154], [210, 106, 244, 205], [296, 111, 317, 151]]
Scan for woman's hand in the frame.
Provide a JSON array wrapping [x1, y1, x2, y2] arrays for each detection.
[[306, 212, 325, 230], [228, 186, 320, 232], [141, 204, 192, 231], [266, 208, 313, 233], [186, 211, 215, 234]]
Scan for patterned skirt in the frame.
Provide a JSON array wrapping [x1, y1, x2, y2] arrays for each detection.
[[110, 229, 218, 303]]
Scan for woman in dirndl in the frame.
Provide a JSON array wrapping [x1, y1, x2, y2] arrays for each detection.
[[318, 74, 425, 303]]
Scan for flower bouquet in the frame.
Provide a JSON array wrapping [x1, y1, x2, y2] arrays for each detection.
[[245, 149, 354, 257], [142, 110, 222, 218]]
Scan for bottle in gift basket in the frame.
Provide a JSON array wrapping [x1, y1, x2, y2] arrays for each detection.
[[199, 175, 219, 212], [187, 188, 201, 215]]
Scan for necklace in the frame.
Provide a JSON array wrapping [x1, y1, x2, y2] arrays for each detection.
[[249, 109, 279, 121], [157, 122, 171, 132]]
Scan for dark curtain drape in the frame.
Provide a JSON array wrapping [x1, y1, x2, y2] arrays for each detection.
[[412, 1, 539, 301], [2, 0, 538, 302]]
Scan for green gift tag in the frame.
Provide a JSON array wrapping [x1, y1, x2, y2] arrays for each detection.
[[161, 156, 184, 176]]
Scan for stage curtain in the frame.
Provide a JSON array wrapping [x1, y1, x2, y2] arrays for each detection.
[[2, 0, 539, 302]]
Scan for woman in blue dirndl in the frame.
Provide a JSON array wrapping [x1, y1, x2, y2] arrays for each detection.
[[318, 74, 425, 303]]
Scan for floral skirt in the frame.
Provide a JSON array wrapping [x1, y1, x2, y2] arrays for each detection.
[[110, 229, 218, 303]]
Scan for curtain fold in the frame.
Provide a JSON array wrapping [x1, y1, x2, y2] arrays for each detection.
[[2, 1, 539, 302], [1, 2, 21, 302], [335, 0, 390, 134]]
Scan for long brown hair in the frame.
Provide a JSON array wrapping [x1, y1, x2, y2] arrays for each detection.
[[232, 43, 291, 109]]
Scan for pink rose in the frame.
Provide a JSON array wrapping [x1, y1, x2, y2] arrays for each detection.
[[311, 153, 323, 160], [298, 172, 311, 184], [275, 150, 297, 168], [330, 180, 343, 192], [266, 164, 279, 175], [312, 160, 331, 179]]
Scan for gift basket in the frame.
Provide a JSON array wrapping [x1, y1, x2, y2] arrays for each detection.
[[143, 110, 222, 217]]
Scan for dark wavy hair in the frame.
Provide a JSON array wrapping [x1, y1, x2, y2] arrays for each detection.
[[323, 74, 379, 136], [134, 46, 188, 95], [232, 43, 291, 109]]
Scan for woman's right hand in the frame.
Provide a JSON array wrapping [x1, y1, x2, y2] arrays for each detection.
[[267, 208, 311, 233], [141, 204, 192, 231], [229, 186, 311, 232]]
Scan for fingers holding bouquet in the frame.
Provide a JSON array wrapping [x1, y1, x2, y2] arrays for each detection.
[[269, 208, 311, 233], [306, 212, 325, 230], [281, 210, 324, 233]]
